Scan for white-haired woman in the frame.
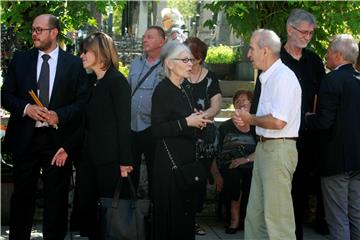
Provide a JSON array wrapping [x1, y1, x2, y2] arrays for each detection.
[[151, 41, 211, 240], [161, 7, 187, 42]]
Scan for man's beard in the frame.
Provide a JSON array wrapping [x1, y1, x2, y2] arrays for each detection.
[[36, 39, 52, 52]]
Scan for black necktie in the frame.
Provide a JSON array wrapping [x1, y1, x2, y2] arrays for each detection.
[[38, 54, 50, 107]]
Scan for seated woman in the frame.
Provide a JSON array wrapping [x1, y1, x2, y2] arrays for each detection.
[[216, 90, 256, 234], [151, 41, 211, 240]]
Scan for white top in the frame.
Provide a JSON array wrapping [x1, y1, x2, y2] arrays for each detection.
[[256, 59, 302, 138]]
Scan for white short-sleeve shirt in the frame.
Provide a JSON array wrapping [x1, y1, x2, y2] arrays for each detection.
[[256, 59, 302, 138]]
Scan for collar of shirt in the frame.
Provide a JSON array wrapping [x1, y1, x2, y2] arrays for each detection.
[[334, 63, 347, 70], [280, 44, 310, 64], [259, 58, 282, 85], [38, 45, 59, 63]]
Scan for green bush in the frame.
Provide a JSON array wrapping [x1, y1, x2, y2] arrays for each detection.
[[118, 62, 129, 78], [205, 44, 236, 64]]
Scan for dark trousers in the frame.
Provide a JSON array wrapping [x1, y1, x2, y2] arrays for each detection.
[[222, 167, 252, 227], [292, 131, 326, 240], [9, 128, 70, 240], [131, 127, 156, 196], [76, 161, 122, 239]]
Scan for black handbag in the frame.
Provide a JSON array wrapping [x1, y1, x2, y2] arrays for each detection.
[[98, 176, 150, 240], [196, 122, 219, 160], [162, 138, 207, 191]]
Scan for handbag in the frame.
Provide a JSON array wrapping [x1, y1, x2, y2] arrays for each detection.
[[196, 123, 219, 159], [162, 138, 207, 191], [98, 176, 150, 240]]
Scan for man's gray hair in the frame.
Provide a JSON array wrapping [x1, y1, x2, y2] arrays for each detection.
[[287, 9, 316, 28], [252, 29, 281, 57], [160, 41, 191, 77], [330, 34, 359, 64]]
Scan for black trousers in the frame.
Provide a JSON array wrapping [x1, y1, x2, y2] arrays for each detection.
[[9, 128, 70, 240], [292, 131, 326, 240], [131, 127, 156, 196], [75, 160, 124, 239]]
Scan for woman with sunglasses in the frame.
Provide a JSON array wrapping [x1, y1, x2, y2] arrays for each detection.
[[151, 41, 211, 240], [52, 32, 133, 239]]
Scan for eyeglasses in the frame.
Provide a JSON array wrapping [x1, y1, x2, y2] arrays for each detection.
[[31, 27, 54, 35], [172, 58, 195, 64], [290, 25, 314, 36], [235, 100, 251, 108]]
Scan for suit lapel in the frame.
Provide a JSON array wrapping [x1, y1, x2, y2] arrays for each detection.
[[29, 49, 39, 92], [49, 49, 65, 107]]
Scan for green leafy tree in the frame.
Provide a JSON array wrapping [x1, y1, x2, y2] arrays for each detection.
[[204, 1, 360, 57], [167, 0, 196, 20], [0, 0, 125, 75]]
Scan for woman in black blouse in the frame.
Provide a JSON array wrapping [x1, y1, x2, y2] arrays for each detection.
[[183, 37, 223, 235], [151, 41, 211, 240], [52, 32, 133, 239]]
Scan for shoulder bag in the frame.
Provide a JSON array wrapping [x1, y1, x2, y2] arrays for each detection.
[[131, 61, 161, 97], [98, 176, 150, 240]]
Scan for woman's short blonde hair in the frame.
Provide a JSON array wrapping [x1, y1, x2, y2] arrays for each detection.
[[81, 32, 119, 70]]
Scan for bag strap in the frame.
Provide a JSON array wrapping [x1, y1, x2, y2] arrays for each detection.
[[131, 61, 161, 97], [112, 175, 137, 208], [162, 138, 178, 170]]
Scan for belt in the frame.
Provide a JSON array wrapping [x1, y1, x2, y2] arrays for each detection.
[[256, 135, 297, 142], [34, 126, 50, 132]]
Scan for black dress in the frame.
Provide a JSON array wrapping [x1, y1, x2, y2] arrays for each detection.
[[182, 70, 222, 211], [151, 77, 197, 240]]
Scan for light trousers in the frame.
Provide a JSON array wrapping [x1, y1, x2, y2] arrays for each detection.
[[245, 139, 297, 240]]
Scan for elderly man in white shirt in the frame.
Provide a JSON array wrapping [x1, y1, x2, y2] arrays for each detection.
[[234, 29, 302, 239]]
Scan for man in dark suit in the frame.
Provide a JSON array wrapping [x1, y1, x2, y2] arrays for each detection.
[[1, 14, 88, 239], [305, 34, 360, 240]]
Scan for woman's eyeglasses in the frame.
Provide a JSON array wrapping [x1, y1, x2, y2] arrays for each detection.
[[172, 58, 195, 64]]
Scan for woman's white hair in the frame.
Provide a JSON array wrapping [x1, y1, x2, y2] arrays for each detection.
[[161, 7, 184, 26], [160, 41, 191, 77]]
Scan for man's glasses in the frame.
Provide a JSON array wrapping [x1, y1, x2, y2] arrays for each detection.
[[31, 27, 54, 35], [172, 58, 195, 64], [291, 25, 314, 37]]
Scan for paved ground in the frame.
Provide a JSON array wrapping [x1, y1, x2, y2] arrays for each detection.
[[1, 217, 329, 240]]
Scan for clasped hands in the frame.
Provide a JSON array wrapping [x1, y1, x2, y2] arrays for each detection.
[[26, 104, 59, 125], [232, 108, 252, 127], [186, 109, 212, 129]]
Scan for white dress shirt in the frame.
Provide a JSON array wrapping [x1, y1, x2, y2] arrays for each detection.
[[37, 46, 59, 100], [32, 46, 59, 127], [256, 59, 302, 138]]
